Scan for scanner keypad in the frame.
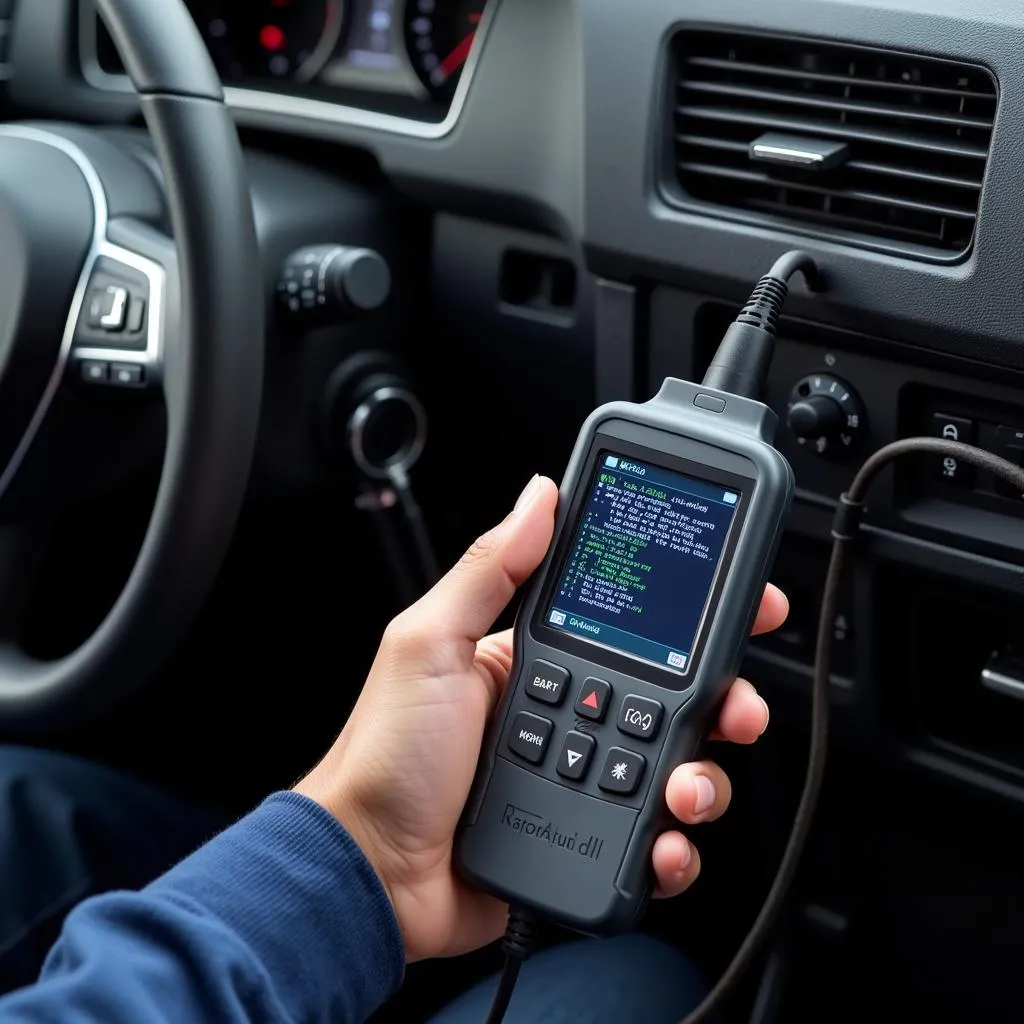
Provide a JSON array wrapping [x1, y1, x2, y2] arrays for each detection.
[[505, 656, 670, 807]]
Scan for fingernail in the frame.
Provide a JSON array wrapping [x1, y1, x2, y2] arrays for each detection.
[[513, 474, 541, 513], [678, 840, 692, 874], [693, 775, 716, 816], [758, 696, 770, 735]]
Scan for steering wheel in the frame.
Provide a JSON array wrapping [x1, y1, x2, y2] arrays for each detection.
[[0, 0, 262, 729]]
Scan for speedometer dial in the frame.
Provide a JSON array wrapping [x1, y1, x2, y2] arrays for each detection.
[[404, 0, 486, 102], [192, 0, 348, 83]]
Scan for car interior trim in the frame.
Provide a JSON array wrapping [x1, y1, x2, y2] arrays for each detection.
[[76, 0, 501, 141]]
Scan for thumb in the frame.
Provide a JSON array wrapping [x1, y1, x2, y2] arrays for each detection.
[[409, 475, 558, 644]]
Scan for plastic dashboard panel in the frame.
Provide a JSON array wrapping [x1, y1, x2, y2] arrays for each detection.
[[9, 0, 1024, 372]]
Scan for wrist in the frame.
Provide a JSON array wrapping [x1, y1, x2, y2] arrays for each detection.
[[292, 769, 402, 947]]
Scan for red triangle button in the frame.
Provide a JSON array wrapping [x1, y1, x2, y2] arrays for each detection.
[[582, 690, 599, 710]]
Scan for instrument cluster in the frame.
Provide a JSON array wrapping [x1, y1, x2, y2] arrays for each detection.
[[84, 0, 492, 124]]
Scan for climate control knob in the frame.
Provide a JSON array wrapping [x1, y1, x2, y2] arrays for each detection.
[[785, 373, 866, 459]]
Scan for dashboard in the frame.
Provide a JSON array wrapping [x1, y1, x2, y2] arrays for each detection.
[[80, 0, 493, 127]]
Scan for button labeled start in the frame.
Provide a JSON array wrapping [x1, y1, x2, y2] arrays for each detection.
[[525, 659, 569, 706], [508, 711, 553, 765]]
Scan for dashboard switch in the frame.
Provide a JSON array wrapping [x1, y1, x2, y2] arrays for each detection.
[[996, 426, 1024, 499], [931, 413, 974, 445], [930, 413, 976, 488]]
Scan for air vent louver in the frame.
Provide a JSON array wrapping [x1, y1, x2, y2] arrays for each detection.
[[668, 32, 997, 258], [0, 0, 13, 89]]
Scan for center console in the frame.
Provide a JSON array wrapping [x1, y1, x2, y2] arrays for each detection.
[[596, 278, 1024, 804]]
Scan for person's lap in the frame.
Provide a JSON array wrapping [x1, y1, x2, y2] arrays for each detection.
[[427, 934, 707, 1024], [0, 745, 706, 1022], [0, 744, 227, 992]]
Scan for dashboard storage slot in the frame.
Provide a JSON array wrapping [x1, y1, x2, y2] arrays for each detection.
[[665, 30, 997, 259], [907, 582, 1024, 774]]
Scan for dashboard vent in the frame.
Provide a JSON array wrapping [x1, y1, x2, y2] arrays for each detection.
[[0, 0, 14, 90], [668, 31, 997, 257]]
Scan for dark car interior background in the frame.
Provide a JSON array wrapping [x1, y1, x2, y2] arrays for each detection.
[[2, 0, 1024, 1020]]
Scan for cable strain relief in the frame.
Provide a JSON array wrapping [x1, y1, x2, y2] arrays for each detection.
[[831, 493, 865, 541], [501, 907, 537, 961], [735, 274, 789, 335]]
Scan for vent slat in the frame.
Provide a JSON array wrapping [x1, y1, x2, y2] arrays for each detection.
[[677, 162, 976, 219], [675, 134, 978, 190], [746, 198, 953, 246], [676, 106, 989, 160], [682, 80, 992, 132], [667, 31, 996, 257], [682, 56, 996, 102], [677, 133, 982, 189], [847, 160, 981, 191]]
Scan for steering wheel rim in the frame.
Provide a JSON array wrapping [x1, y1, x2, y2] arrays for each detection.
[[0, 0, 263, 729]]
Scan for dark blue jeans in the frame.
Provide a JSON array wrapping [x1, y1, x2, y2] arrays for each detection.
[[427, 935, 707, 1023], [0, 745, 706, 1022]]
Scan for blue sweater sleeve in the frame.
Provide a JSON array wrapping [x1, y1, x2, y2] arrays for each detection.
[[0, 791, 405, 1023]]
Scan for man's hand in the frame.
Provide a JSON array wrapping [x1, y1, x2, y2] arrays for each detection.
[[295, 475, 787, 963]]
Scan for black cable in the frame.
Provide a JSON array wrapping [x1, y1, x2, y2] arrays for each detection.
[[483, 959, 521, 1024], [678, 437, 1024, 1024], [768, 251, 823, 288], [701, 250, 819, 400], [483, 908, 537, 1024]]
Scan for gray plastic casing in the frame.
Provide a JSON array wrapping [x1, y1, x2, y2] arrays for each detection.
[[455, 377, 794, 936]]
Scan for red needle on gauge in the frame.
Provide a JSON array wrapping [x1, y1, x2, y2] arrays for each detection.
[[439, 12, 481, 78]]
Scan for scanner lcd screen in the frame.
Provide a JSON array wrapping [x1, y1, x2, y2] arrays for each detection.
[[544, 452, 741, 675]]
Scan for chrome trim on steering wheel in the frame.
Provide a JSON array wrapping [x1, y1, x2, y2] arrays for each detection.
[[0, 126, 165, 503]]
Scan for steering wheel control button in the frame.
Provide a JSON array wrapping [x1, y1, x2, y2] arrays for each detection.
[[598, 747, 646, 796], [525, 660, 570, 706], [556, 731, 596, 781], [86, 284, 129, 331], [80, 360, 109, 383], [110, 363, 145, 388], [930, 413, 976, 487], [127, 297, 147, 335], [86, 284, 128, 332], [508, 712, 553, 765], [616, 695, 665, 741], [575, 678, 612, 721], [76, 264, 150, 351]]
